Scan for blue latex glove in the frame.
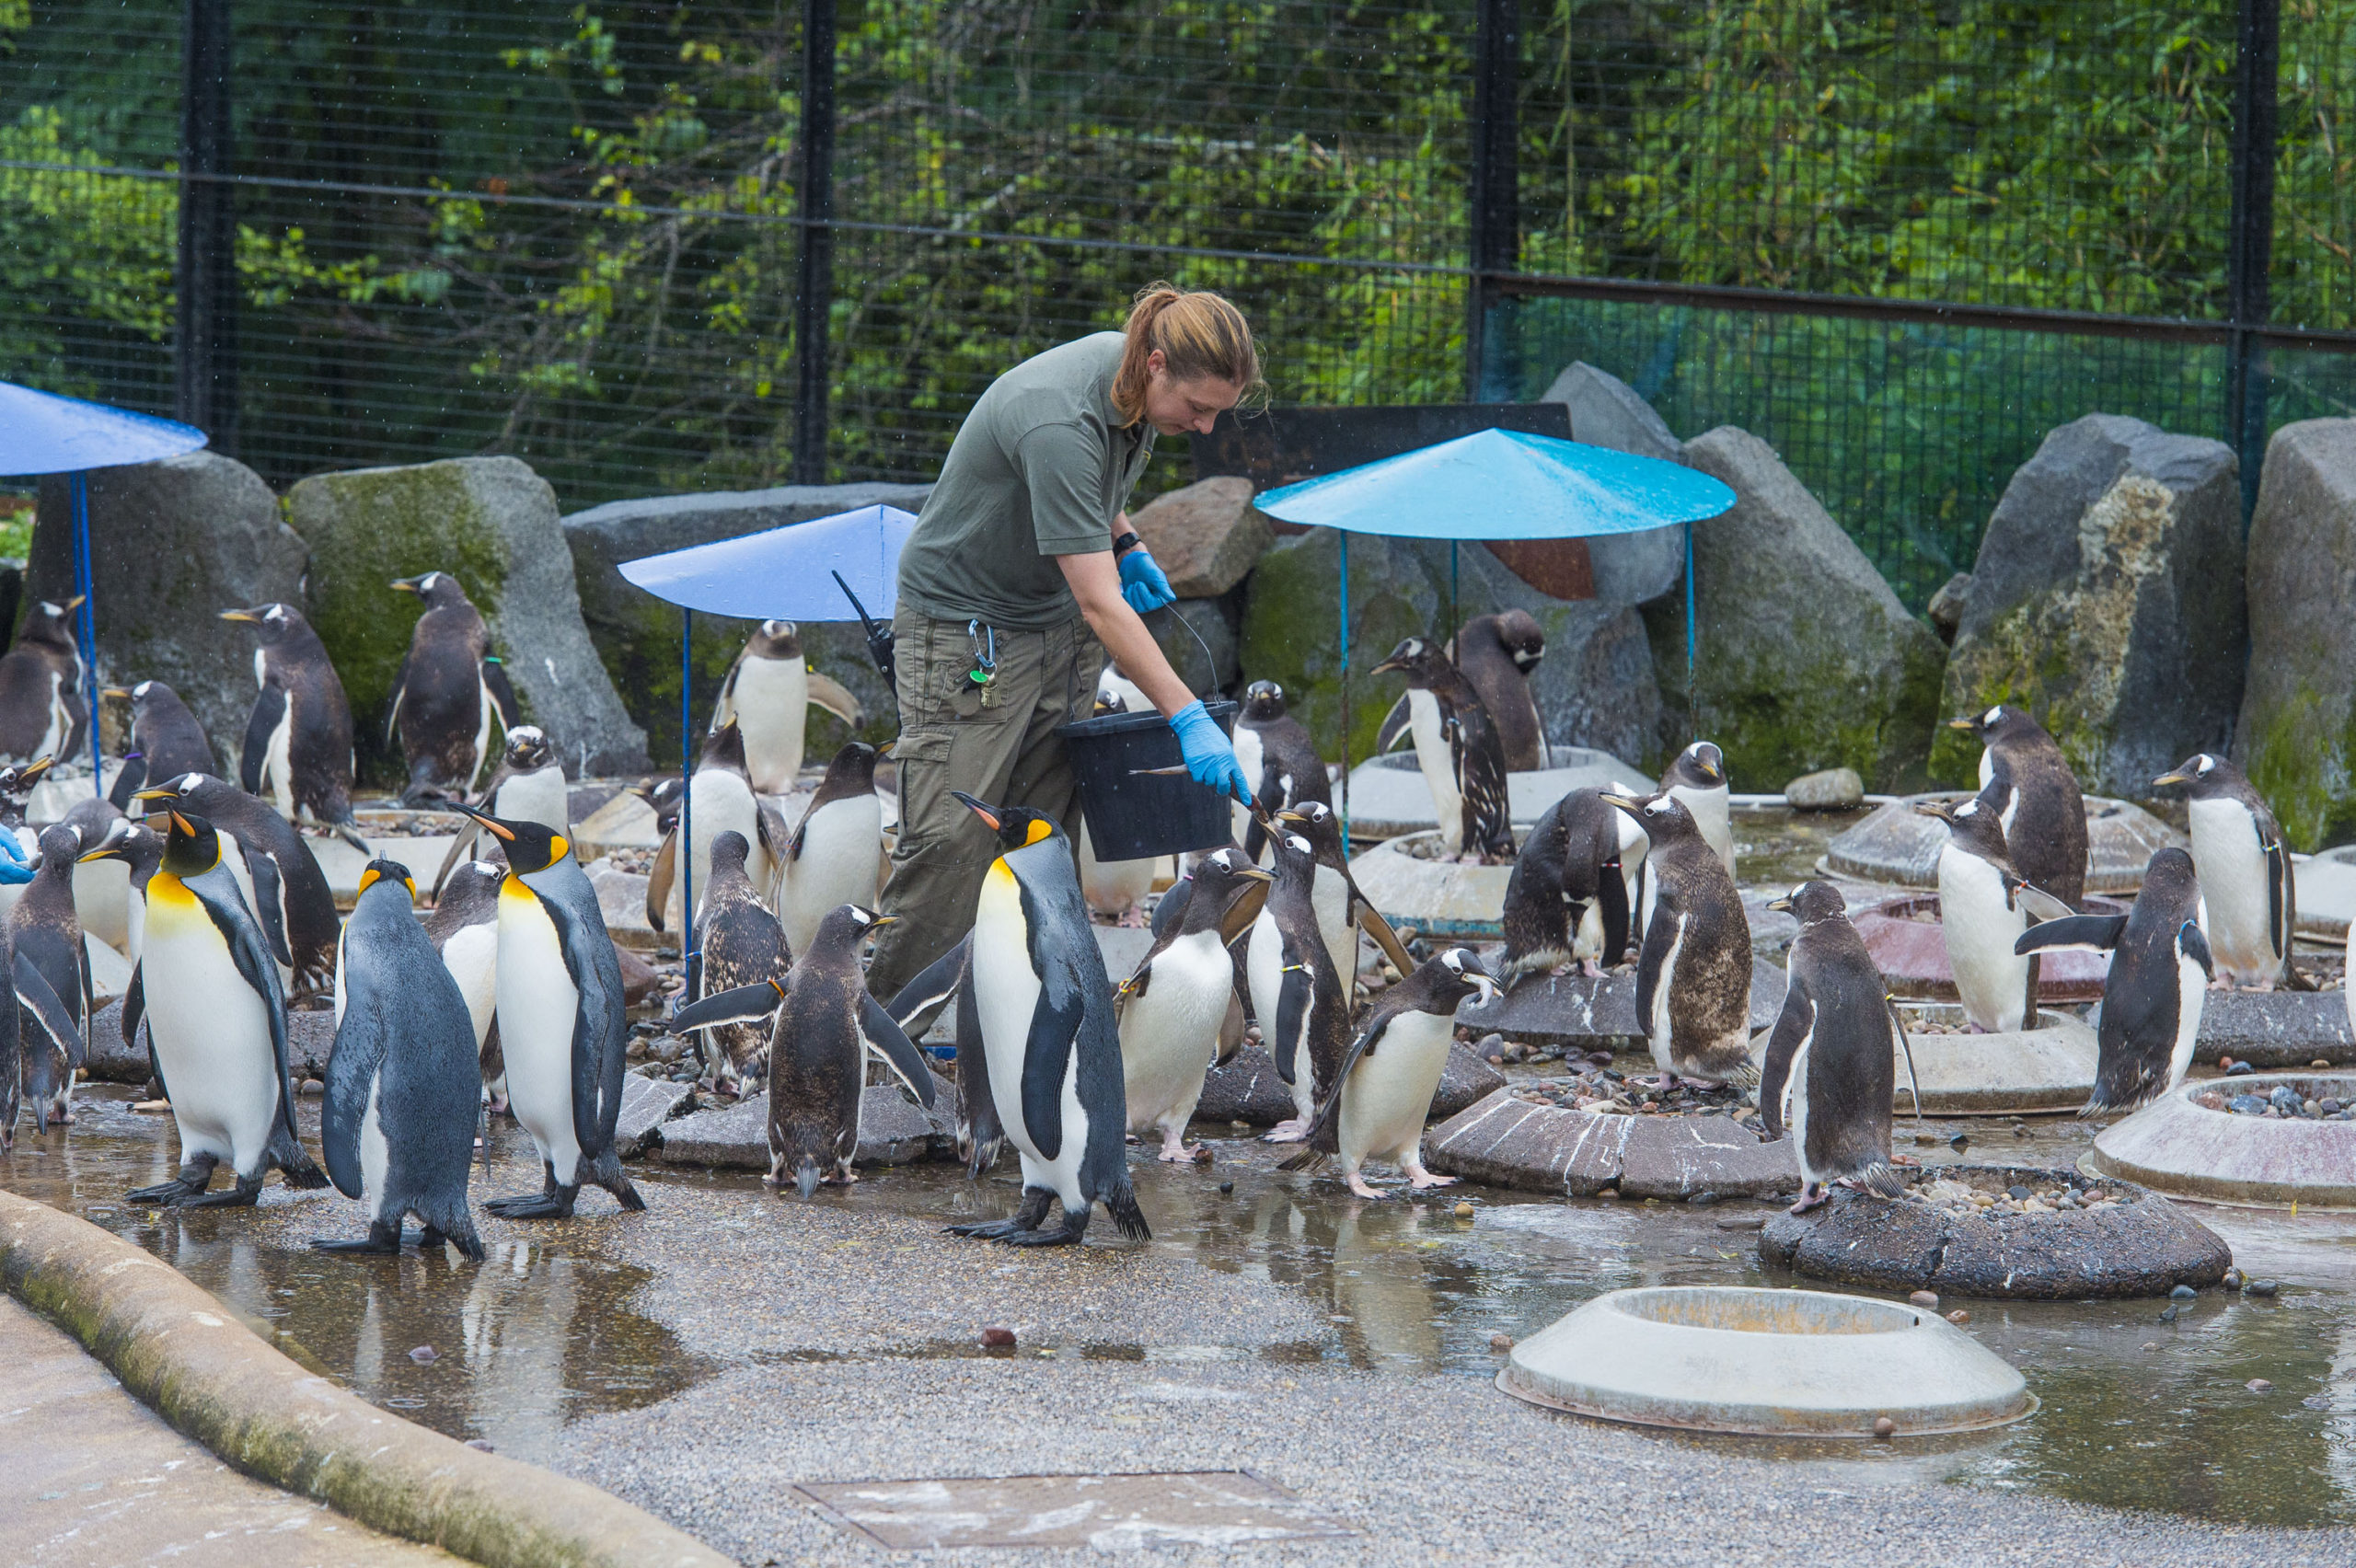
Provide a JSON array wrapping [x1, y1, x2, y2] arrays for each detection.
[[1170, 699, 1253, 806], [1117, 546, 1175, 613], [0, 832, 30, 887]]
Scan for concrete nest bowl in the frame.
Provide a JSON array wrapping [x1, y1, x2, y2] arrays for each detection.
[[1892, 1003, 2098, 1115], [1342, 748, 1647, 843], [1824, 793, 2180, 894], [2085, 1072, 2356, 1210], [1854, 894, 2114, 1002], [1759, 1162, 2231, 1298], [1425, 1087, 1797, 1198], [1498, 1285, 2033, 1437], [1348, 830, 1514, 940]]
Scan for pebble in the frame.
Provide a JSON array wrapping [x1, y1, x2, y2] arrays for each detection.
[[1229, 1120, 1250, 1130], [1909, 1290, 1939, 1309], [2142, 1341, 2160, 1352], [1596, 1188, 1620, 1201], [1489, 1332, 1514, 1352], [1715, 1215, 1766, 1231], [2159, 1304, 2180, 1323], [1946, 1309, 1970, 1325], [1872, 1416, 1896, 1439], [2170, 1284, 2197, 1301], [1687, 1192, 1720, 1207], [1948, 1133, 1969, 1150], [2223, 1267, 2247, 1290], [464, 1438, 494, 1452], [1218, 1182, 1234, 1195], [981, 1327, 1016, 1349], [2226, 1060, 2257, 1076], [1453, 1202, 1474, 1218], [2005, 1185, 2032, 1201], [409, 1345, 437, 1364], [1191, 1146, 1214, 1166], [1913, 1132, 1938, 1147], [2218, 1055, 2236, 1071], [299, 1078, 325, 1097], [2314, 1059, 2334, 1070], [2246, 1278, 2281, 1297], [2246, 1378, 2274, 1393]]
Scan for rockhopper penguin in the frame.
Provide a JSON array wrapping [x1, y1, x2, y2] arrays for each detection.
[[1115, 847, 1271, 1160], [1278, 947, 1497, 1197], [456, 803, 645, 1218], [221, 603, 370, 853], [86, 810, 329, 1205], [1370, 637, 1515, 859], [2017, 847, 2212, 1115], [1952, 704, 2087, 910], [386, 571, 518, 804], [316, 859, 487, 1259], [1758, 882, 1920, 1214], [941, 792, 1149, 1247], [1605, 790, 1759, 1089], [710, 619, 865, 794], [2154, 753, 2297, 990]]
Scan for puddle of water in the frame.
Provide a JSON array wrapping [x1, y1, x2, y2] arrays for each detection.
[[1736, 802, 1866, 889]]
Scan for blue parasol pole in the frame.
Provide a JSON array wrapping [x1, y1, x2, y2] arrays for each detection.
[[1337, 532, 1350, 859], [681, 606, 697, 997], [1683, 519, 1697, 737], [70, 472, 101, 793]]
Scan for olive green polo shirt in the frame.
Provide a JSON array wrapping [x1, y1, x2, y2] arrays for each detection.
[[895, 331, 1155, 628]]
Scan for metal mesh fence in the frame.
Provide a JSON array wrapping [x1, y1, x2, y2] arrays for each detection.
[[6, 1, 2356, 605]]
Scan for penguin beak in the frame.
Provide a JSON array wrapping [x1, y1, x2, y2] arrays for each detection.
[[75, 843, 121, 865], [217, 607, 260, 624], [1767, 894, 1796, 914], [1946, 716, 1978, 732], [950, 791, 1001, 832], [390, 576, 422, 594], [2152, 770, 2189, 788], [450, 802, 517, 842], [1600, 792, 1643, 818], [1911, 800, 1954, 822], [17, 756, 52, 784], [129, 786, 177, 809], [101, 686, 132, 700], [1237, 866, 1276, 884], [60, 594, 85, 613], [868, 914, 898, 927], [873, 738, 895, 757], [1369, 657, 1407, 674]]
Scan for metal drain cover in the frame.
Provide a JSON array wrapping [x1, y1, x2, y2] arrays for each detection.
[[793, 1470, 1357, 1549]]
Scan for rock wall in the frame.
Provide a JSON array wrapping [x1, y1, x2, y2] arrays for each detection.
[[2238, 418, 2356, 848], [31, 453, 308, 765], [1934, 414, 2244, 795], [285, 456, 645, 778]]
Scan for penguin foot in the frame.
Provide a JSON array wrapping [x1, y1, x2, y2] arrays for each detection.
[[312, 1224, 402, 1255], [1578, 960, 1608, 980], [125, 1180, 206, 1205], [1403, 1165, 1457, 1191], [176, 1176, 266, 1209], [1788, 1183, 1831, 1215], [1345, 1175, 1389, 1200], [1156, 1133, 1193, 1163], [484, 1188, 578, 1219], [947, 1219, 1034, 1240], [1263, 1119, 1311, 1143], [998, 1212, 1091, 1247]]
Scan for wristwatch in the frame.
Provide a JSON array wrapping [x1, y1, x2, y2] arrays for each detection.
[[1110, 530, 1142, 557]]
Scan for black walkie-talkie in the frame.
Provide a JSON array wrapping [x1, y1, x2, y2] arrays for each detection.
[[833, 571, 897, 692]]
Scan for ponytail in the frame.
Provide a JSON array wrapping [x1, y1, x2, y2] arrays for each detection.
[[1110, 282, 1263, 425]]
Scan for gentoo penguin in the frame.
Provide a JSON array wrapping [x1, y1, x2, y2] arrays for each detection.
[[316, 859, 486, 1259], [776, 741, 885, 961], [60, 794, 131, 953], [422, 859, 504, 1112], [1115, 847, 1272, 1160], [1245, 826, 1352, 1143], [0, 756, 48, 927], [1376, 611, 1548, 773], [432, 724, 568, 895], [132, 773, 339, 996], [1370, 637, 1514, 859], [2017, 847, 2212, 1115], [2154, 754, 2296, 989], [1604, 790, 1758, 1088], [1951, 704, 2086, 910], [689, 830, 792, 1094], [1499, 787, 1630, 986], [645, 720, 791, 934], [1266, 801, 1416, 992], [387, 571, 517, 804], [1660, 741, 1733, 872], [1278, 947, 1497, 1197], [8, 824, 88, 1127], [105, 680, 219, 806], [941, 791, 1149, 1246], [455, 804, 643, 1218], [710, 620, 864, 794], [85, 810, 328, 1205], [1233, 681, 1330, 861], [0, 597, 87, 767], [1759, 882, 1917, 1214], [672, 904, 935, 1198], [1915, 796, 2071, 1033], [87, 816, 160, 1055], [221, 603, 368, 852], [1097, 662, 1152, 718]]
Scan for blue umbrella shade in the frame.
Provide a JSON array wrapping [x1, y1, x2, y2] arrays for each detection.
[[618, 503, 920, 621], [1254, 427, 1734, 539], [0, 381, 207, 477]]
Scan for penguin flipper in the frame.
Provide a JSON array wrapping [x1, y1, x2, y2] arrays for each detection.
[[1271, 937, 1312, 1085], [1020, 983, 1081, 1163], [121, 963, 144, 1046], [1348, 889, 1416, 978], [319, 1025, 384, 1202], [646, 828, 677, 934], [192, 884, 301, 1152], [480, 656, 519, 735], [1755, 975, 1814, 1140], [1297, 1009, 1396, 1156], [1597, 850, 1631, 968], [860, 995, 938, 1107], [431, 820, 482, 899], [13, 951, 83, 1073], [2178, 918, 2215, 983], [710, 654, 744, 732], [885, 937, 970, 1029], [671, 977, 787, 1032], [757, 800, 796, 873], [240, 843, 295, 970], [953, 972, 1002, 1176], [2011, 882, 2076, 924], [109, 754, 144, 812], [1373, 695, 1414, 755], [384, 649, 410, 747], [529, 888, 629, 1160], [805, 672, 864, 728], [240, 681, 286, 797], [2013, 914, 2128, 956]]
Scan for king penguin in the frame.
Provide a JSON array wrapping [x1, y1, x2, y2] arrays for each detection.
[[0, 597, 87, 767], [646, 720, 791, 933], [1916, 796, 2071, 1033], [133, 772, 340, 997], [1233, 681, 1330, 861], [1951, 704, 2087, 910], [776, 741, 886, 962], [9, 823, 89, 1127], [1500, 787, 1631, 986], [316, 859, 486, 1258], [1605, 790, 1758, 1089], [432, 724, 568, 895], [1245, 825, 1353, 1143], [710, 620, 865, 794], [456, 804, 643, 1217], [672, 903, 935, 1197], [423, 858, 505, 1113], [86, 810, 328, 1205], [690, 829, 792, 1095], [941, 791, 1149, 1247], [221, 603, 369, 852], [1759, 882, 1918, 1213], [2154, 753, 2296, 990], [1370, 637, 1515, 859], [1278, 947, 1497, 1197], [387, 571, 517, 805], [105, 679, 219, 807], [2017, 847, 2212, 1114], [1116, 847, 1271, 1160]]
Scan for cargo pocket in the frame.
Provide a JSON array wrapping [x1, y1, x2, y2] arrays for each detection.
[[886, 729, 958, 856]]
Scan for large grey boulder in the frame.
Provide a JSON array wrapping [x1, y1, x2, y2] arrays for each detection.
[[2238, 419, 2356, 848], [1646, 427, 1945, 790], [1936, 415, 2244, 795], [31, 453, 307, 762], [564, 482, 930, 765], [1537, 361, 1687, 605], [285, 456, 645, 779], [1129, 477, 1271, 598]]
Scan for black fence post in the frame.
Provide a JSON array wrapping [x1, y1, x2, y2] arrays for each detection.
[[2227, 0, 2280, 520], [177, 0, 237, 448], [792, 0, 839, 487], [1465, 0, 1520, 401]]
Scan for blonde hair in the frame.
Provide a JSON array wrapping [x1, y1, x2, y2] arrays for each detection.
[[1110, 282, 1263, 425]]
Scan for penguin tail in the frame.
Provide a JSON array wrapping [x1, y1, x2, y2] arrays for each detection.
[[589, 1147, 647, 1211], [1276, 1147, 1327, 1174], [272, 1131, 330, 1190], [1104, 1182, 1152, 1243], [1851, 1162, 1908, 1201], [418, 1195, 486, 1261]]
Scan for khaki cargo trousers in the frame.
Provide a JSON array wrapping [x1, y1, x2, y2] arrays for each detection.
[[868, 606, 1103, 999]]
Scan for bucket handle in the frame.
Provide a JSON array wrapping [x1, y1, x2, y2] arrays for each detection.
[[1159, 605, 1219, 695]]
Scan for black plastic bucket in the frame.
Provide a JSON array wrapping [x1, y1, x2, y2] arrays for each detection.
[[1057, 698, 1239, 859]]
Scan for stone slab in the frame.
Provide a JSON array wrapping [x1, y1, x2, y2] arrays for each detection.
[[1194, 1045, 1297, 1125], [652, 1081, 953, 1170], [1424, 1089, 1634, 1193], [2292, 854, 2356, 939], [1458, 956, 1786, 1046], [1616, 1113, 1800, 1199], [614, 1077, 695, 1159], [2194, 987, 2356, 1066]]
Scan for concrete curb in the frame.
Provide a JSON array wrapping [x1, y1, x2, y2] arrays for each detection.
[[0, 1191, 729, 1568]]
